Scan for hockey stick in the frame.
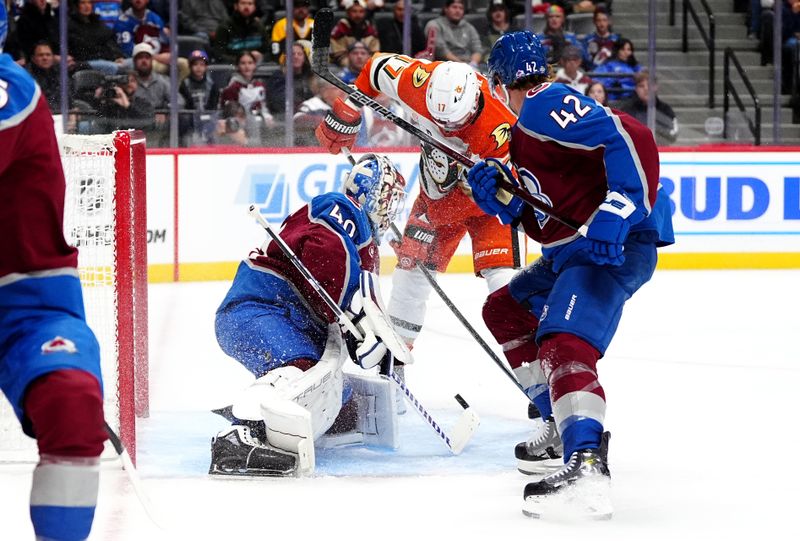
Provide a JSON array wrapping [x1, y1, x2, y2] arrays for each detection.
[[104, 422, 167, 529], [340, 148, 529, 400], [247, 206, 479, 455], [310, 8, 584, 234]]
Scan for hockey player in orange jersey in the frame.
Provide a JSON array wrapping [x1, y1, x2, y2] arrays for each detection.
[[316, 53, 521, 356]]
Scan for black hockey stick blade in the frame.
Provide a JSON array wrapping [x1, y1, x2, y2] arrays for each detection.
[[311, 8, 335, 70]]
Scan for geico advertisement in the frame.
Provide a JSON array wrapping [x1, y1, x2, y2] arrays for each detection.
[[176, 152, 423, 263], [660, 152, 800, 252]]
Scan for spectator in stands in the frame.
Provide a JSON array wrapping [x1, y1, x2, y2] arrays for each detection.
[[374, 0, 426, 56], [759, 0, 800, 91], [747, 0, 768, 40], [179, 49, 220, 145], [265, 40, 314, 116], [293, 75, 345, 145], [360, 93, 413, 146], [220, 49, 275, 142], [330, 0, 380, 66], [92, 68, 155, 131], [582, 7, 618, 69], [214, 100, 250, 145], [69, 0, 126, 75], [27, 40, 65, 112], [613, 71, 679, 144], [554, 44, 592, 93], [179, 49, 220, 111], [93, 0, 122, 29], [179, 0, 229, 43], [537, 4, 582, 64], [425, 0, 482, 66], [585, 80, 609, 105], [114, 0, 188, 79], [338, 40, 370, 83], [482, 0, 517, 62], [213, 0, 271, 64], [591, 37, 640, 101], [131, 41, 174, 136], [271, 0, 314, 65], [16, 0, 60, 61], [561, 0, 603, 14]]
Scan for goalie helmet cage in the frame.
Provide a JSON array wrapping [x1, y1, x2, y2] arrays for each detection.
[[0, 130, 149, 465]]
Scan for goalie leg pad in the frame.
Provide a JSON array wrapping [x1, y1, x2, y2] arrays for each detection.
[[229, 325, 348, 475], [318, 372, 399, 449]]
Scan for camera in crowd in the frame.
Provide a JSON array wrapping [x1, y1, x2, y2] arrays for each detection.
[[101, 74, 130, 99]]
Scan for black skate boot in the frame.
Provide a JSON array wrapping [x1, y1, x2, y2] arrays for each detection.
[[514, 416, 564, 474], [209, 425, 298, 477], [522, 431, 612, 520]]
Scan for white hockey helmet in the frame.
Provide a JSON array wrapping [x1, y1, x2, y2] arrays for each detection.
[[425, 62, 481, 131], [343, 153, 407, 238]]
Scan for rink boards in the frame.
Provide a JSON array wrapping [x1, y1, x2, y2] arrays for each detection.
[[137, 146, 800, 282]]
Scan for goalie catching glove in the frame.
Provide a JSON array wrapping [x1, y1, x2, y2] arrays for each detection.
[[344, 271, 413, 369], [315, 97, 362, 154], [467, 158, 524, 225]]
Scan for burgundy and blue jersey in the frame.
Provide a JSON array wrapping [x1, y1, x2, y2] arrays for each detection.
[[227, 192, 379, 325], [0, 54, 78, 285], [113, 8, 169, 57], [510, 82, 674, 264]]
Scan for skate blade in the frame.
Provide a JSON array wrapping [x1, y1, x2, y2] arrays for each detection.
[[522, 477, 613, 521], [209, 464, 297, 477], [517, 457, 564, 476]]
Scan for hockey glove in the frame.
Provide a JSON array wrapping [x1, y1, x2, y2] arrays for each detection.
[[582, 191, 645, 266], [315, 97, 362, 154], [344, 327, 391, 370], [467, 158, 524, 225]]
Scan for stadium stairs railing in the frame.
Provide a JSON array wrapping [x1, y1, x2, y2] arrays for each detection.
[[723, 47, 762, 145]]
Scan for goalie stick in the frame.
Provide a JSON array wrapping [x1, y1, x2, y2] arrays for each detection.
[[339, 148, 531, 403], [247, 205, 479, 455], [310, 8, 584, 234]]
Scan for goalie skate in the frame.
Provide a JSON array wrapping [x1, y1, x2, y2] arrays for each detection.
[[522, 432, 612, 520], [209, 425, 298, 477], [514, 416, 564, 474]]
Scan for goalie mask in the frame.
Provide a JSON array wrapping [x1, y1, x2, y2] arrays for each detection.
[[425, 62, 481, 132], [343, 154, 407, 239]]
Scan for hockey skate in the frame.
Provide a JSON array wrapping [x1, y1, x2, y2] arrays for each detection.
[[209, 425, 299, 477], [522, 432, 612, 520], [514, 416, 564, 475]]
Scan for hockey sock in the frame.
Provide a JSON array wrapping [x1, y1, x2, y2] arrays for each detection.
[[538, 334, 605, 459], [482, 285, 540, 370], [24, 370, 106, 541]]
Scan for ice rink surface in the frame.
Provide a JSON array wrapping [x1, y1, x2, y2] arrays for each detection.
[[2, 269, 799, 540]]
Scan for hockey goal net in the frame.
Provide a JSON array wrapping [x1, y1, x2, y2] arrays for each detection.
[[0, 130, 149, 464]]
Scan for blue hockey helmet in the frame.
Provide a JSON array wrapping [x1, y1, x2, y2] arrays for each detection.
[[0, 1, 8, 53], [343, 153, 407, 238], [487, 31, 548, 95]]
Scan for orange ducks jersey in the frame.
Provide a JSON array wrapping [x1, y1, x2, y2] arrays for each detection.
[[353, 53, 516, 204], [352, 53, 521, 275]]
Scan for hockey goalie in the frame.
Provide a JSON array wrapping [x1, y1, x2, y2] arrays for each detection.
[[210, 154, 410, 476]]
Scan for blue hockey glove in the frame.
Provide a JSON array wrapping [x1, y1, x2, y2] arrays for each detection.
[[467, 158, 524, 225], [582, 191, 645, 266]]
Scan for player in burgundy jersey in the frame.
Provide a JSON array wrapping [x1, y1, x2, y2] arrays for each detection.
[[211, 153, 409, 476], [467, 31, 674, 519], [0, 4, 108, 540]]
